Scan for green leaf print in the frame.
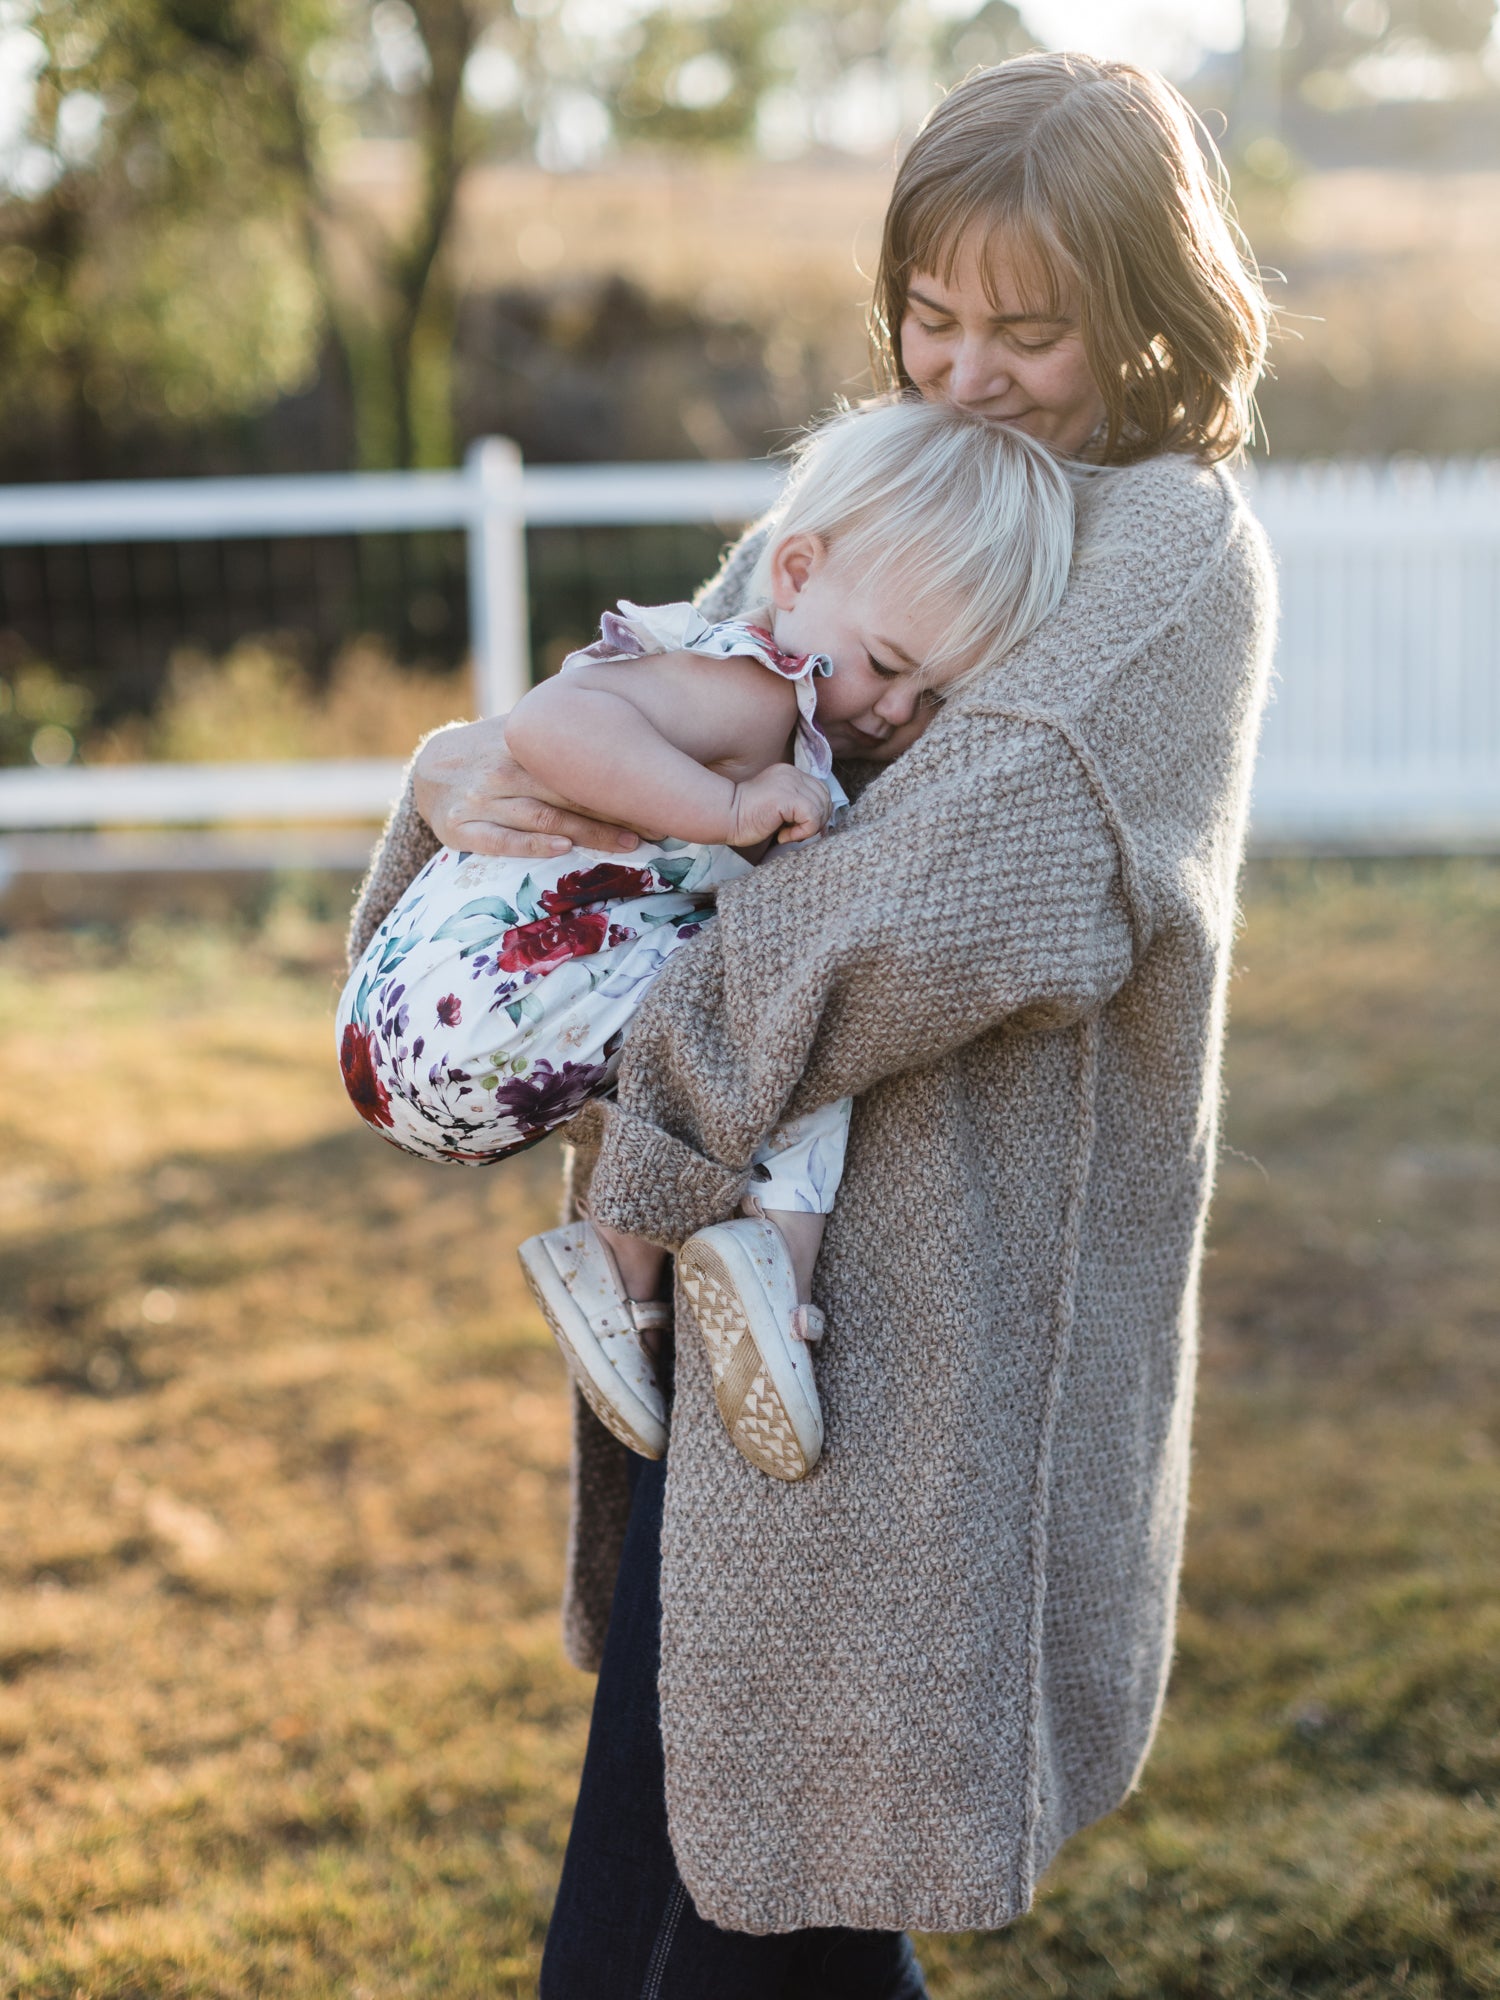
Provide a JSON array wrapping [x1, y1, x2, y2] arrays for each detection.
[[653, 851, 713, 893], [376, 932, 421, 976], [430, 897, 520, 953]]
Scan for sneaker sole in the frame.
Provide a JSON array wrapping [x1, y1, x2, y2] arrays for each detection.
[[677, 1233, 821, 1481], [518, 1237, 667, 1460]]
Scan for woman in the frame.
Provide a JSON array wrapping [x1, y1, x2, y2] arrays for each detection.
[[349, 53, 1276, 1998]]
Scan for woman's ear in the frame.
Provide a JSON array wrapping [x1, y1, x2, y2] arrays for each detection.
[[767, 532, 826, 610]]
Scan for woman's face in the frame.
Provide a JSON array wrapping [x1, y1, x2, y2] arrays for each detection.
[[899, 229, 1106, 457]]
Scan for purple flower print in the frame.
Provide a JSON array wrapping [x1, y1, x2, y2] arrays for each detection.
[[492, 1059, 611, 1139], [436, 994, 462, 1026]]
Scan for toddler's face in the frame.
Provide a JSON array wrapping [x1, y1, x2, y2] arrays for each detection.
[[768, 536, 961, 761]]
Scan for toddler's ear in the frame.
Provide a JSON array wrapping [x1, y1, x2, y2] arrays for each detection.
[[767, 531, 825, 607]]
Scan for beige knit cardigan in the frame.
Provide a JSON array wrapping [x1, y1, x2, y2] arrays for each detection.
[[348, 450, 1276, 1937]]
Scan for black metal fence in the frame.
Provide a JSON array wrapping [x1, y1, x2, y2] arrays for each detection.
[[0, 519, 736, 725]]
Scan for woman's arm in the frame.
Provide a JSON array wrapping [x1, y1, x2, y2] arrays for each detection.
[[576, 713, 1138, 1248]]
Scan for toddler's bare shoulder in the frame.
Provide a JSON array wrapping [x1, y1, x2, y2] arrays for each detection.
[[603, 647, 797, 718]]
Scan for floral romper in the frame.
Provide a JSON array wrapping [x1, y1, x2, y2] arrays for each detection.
[[335, 601, 852, 1214]]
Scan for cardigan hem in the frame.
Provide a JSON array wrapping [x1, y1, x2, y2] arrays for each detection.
[[676, 1877, 1029, 1938]]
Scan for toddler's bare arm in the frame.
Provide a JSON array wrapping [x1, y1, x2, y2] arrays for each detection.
[[504, 650, 819, 847]]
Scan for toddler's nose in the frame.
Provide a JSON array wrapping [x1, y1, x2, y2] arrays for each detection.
[[873, 681, 922, 728]]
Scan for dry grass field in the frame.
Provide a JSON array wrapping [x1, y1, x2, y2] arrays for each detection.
[[0, 859, 1496, 1998], [440, 157, 1500, 456]]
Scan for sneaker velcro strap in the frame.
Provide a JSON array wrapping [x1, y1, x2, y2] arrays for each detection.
[[628, 1300, 672, 1333], [790, 1304, 825, 1344]]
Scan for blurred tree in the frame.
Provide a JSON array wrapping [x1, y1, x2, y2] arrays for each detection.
[[248, 0, 491, 471], [1290, 0, 1497, 68], [3, 0, 502, 471], [0, 1, 322, 463], [1256, 0, 1498, 95], [610, 1, 786, 148], [0, 0, 1041, 475]]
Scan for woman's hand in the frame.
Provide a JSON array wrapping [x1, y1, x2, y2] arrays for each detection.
[[412, 716, 641, 858]]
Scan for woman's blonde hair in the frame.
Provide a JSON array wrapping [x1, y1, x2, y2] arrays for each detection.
[[747, 396, 1075, 686], [871, 54, 1271, 465]]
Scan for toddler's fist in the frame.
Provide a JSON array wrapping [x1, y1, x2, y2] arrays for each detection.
[[729, 765, 832, 848]]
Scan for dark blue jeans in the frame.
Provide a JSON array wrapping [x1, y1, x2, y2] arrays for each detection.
[[540, 1450, 928, 2000]]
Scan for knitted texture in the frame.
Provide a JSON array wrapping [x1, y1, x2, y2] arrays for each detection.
[[345, 454, 1277, 1937], [346, 729, 447, 966]]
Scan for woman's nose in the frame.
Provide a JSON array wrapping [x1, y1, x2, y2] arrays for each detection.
[[947, 338, 1006, 408]]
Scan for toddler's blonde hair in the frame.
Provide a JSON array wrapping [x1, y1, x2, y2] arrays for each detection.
[[748, 396, 1075, 688], [871, 54, 1271, 464]]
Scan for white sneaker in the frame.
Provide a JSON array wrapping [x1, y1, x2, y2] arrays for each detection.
[[676, 1217, 825, 1481], [518, 1220, 670, 1459]]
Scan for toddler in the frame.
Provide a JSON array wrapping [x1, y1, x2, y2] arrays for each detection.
[[338, 398, 1074, 1479]]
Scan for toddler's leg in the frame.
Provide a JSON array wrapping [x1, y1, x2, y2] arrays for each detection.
[[745, 1098, 852, 1303], [585, 1219, 667, 1331]]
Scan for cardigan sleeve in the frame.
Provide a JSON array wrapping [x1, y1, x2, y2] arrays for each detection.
[[577, 714, 1136, 1247], [345, 728, 453, 968]]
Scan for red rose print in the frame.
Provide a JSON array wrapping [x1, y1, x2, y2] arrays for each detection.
[[436, 993, 462, 1026], [339, 1022, 394, 1129], [540, 862, 656, 914], [497, 908, 609, 975]]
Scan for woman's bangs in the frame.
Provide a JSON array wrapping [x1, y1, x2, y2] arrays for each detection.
[[895, 183, 989, 290], [978, 209, 1075, 324], [900, 182, 1075, 325]]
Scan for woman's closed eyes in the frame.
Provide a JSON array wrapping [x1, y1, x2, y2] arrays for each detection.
[[912, 313, 1064, 355]]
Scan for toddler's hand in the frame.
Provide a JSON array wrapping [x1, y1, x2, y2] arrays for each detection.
[[728, 765, 832, 848]]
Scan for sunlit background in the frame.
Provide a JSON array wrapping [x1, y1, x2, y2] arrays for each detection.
[[0, 7, 1497, 1996], [0, 0, 1496, 775]]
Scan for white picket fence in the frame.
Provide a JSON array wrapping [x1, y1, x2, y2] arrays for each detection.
[[1245, 458, 1500, 847], [0, 447, 1496, 869]]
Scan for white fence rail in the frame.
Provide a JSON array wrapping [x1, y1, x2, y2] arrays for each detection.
[[0, 448, 1496, 862]]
